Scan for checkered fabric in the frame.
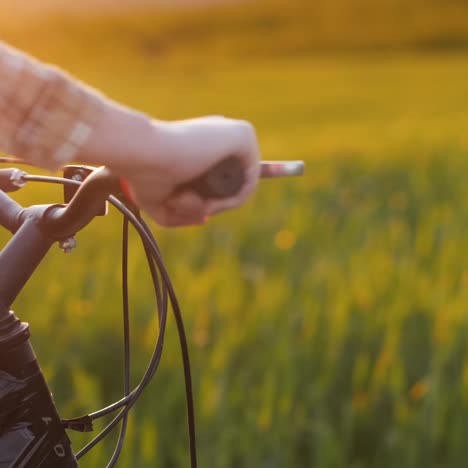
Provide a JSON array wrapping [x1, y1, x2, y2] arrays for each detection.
[[0, 41, 104, 170]]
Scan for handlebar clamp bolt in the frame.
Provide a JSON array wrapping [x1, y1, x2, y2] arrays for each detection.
[[59, 236, 77, 254]]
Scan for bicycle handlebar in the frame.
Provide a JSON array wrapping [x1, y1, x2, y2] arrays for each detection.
[[0, 157, 249, 307], [0, 190, 23, 233], [0, 155, 304, 467], [178, 156, 245, 198], [40, 157, 304, 239], [0, 157, 305, 295], [0, 157, 304, 240], [41, 166, 119, 239], [41, 156, 246, 238]]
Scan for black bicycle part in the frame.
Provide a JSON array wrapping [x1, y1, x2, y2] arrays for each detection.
[[63, 166, 108, 216], [0, 212, 55, 309], [178, 155, 245, 199], [0, 166, 117, 310], [0, 184, 161, 467], [0, 314, 78, 467], [41, 166, 119, 240], [106, 217, 131, 467], [0, 173, 172, 465], [58, 193, 197, 468], [74, 201, 171, 462], [0, 164, 200, 467], [0, 190, 23, 234]]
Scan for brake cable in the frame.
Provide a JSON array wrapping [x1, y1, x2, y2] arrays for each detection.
[[107, 216, 131, 467], [0, 165, 197, 468]]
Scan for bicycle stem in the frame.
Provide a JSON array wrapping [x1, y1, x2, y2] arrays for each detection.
[[0, 213, 78, 467], [0, 216, 55, 311], [0, 190, 23, 233]]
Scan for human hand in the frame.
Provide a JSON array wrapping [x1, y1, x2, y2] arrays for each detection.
[[85, 113, 261, 227], [0, 42, 260, 224]]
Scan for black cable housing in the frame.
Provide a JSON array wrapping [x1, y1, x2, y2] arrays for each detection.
[[0, 166, 198, 468]]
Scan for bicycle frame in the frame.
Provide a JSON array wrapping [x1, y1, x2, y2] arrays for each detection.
[[0, 166, 172, 467], [0, 196, 78, 466], [0, 158, 304, 466]]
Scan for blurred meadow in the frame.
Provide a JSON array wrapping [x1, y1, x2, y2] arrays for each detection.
[[2, 0, 468, 466]]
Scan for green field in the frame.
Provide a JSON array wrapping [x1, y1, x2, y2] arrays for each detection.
[[2, 2, 468, 467]]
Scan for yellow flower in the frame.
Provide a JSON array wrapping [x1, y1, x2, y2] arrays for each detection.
[[274, 229, 296, 250], [352, 391, 369, 411], [409, 380, 429, 401]]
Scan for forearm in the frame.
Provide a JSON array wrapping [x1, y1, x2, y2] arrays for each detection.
[[77, 100, 157, 173], [0, 42, 261, 227], [0, 41, 133, 170]]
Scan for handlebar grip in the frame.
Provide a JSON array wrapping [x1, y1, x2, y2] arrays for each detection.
[[178, 156, 245, 199]]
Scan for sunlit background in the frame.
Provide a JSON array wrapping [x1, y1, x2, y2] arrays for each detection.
[[1, 0, 468, 466]]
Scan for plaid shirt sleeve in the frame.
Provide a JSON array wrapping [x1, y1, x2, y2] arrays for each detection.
[[0, 41, 105, 170]]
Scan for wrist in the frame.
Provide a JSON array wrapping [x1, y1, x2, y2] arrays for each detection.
[[76, 100, 156, 173]]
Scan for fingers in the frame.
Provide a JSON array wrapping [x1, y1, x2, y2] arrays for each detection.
[[145, 190, 208, 227], [117, 116, 262, 227], [204, 161, 260, 215], [203, 121, 261, 215], [131, 157, 260, 226]]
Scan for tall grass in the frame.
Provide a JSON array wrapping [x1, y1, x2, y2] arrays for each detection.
[[1, 2, 468, 466]]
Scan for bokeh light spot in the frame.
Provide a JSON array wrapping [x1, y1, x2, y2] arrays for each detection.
[[274, 229, 296, 250]]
